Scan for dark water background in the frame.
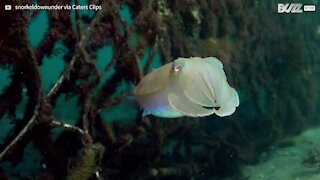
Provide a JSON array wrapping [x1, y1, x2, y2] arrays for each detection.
[[0, 0, 319, 179]]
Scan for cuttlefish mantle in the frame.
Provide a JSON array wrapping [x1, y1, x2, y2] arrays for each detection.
[[133, 57, 239, 118]]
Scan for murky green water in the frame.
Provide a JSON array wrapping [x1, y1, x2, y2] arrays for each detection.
[[0, 0, 319, 179]]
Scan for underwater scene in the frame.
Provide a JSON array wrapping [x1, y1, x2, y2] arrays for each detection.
[[0, 0, 319, 179]]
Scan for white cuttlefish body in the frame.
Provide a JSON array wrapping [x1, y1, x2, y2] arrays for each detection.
[[134, 57, 239, 118]]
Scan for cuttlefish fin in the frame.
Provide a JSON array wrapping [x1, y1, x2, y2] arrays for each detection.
[[168, 93, 215, 117]]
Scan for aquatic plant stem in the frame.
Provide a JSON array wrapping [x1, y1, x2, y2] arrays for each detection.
[[0, 42, 43, 161], [51, 120, 85, 135], [0, 95, 41, 161], [47, 2, 105, 99], [143, 36, 159, 74], [0, 1, 108, 161]]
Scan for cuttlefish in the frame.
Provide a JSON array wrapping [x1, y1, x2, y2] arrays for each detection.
[[134, 57, 239, 118]]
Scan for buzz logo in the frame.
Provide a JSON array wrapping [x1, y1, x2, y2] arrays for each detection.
[[278, 3, 316, 13], [278, 3, 303, 13]]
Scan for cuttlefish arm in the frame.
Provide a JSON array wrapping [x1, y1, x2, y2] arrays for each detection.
[[168, 92, 215, 117], [173, 58, 214, 107], [169, 57, 239, 117], [201, 57, 239, 117], [166, 62, 215, 117], [214, 86, 239, 117]]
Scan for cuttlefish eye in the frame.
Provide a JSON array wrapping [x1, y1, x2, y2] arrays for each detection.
[[133, 57, 239, 118], [172, 63, 181, 72]]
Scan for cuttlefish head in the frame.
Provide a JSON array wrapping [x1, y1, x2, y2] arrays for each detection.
[[134, 57, 239, 118]]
